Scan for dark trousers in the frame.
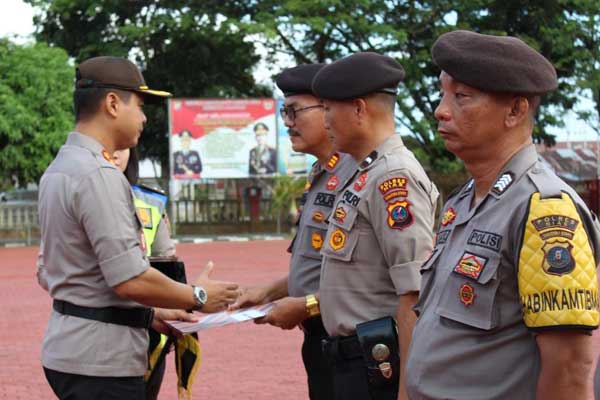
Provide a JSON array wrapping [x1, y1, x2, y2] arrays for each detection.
[[323, 336, 399, 400], [301, 317, 335, 400], [44, 367, 145, 400]]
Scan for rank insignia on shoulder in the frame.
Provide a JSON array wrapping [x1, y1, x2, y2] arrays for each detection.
[[353, 173, 368, 192], [491, 172, 514, 195], [329, 229, 347, 251], [311, 232, 324, 250], [102, 149, 114, 165], [441, 208, 457, 226], [542, 239, 575, 276], [454, 252, 488, 280], [326, 175, 339, 191], [326, 153, 340, 171], [386, 200, 413, 230], [334, 205, 347, 224], [312, 211, 325, 223], [378, 176, 408, 202], [459, 282, 476, 307]]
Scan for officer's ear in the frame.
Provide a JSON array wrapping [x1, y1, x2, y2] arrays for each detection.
[[505, 96, 530, 129], [352, 98, 368, 124], [104, 91, 121, 119]]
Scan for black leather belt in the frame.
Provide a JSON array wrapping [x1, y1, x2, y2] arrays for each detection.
[[53, 299, 154, 329], [322, 334, 363, 360], [301, 316, 327, 336]]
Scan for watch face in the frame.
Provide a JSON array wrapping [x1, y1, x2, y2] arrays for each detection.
[[198, 287, 207, 303], [194, 286, 207, 305]]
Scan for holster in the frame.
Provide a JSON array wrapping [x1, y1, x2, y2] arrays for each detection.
[[356, 316, 400, 392]]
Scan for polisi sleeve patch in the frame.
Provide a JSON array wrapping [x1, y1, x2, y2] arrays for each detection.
[[518, 192, 599, 330]]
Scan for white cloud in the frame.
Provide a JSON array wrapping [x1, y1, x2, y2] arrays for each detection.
[[0, 0, 35, 42]]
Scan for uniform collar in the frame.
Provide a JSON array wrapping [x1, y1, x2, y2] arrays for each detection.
[[357, 134, 404, 171], [488, 144, 538, 199], [66, 132, 114, 164]]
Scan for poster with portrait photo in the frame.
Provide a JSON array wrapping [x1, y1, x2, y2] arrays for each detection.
[[169, 99, 277, 179]]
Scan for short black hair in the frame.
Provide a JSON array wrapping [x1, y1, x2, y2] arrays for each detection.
[[253, 122, 269, 132], [123, 147, 139, 185], [73, 88, 133, 121]]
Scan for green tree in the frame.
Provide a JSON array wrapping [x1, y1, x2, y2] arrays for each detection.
[[220, 0, 600, 171], [27, 0, 270, 176], [0, 39, 73, 190]]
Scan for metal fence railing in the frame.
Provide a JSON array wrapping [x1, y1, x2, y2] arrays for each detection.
[[0, 201, 39, 245]]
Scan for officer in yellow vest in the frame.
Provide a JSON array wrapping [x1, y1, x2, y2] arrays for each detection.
[[113, 148, 199, 400]]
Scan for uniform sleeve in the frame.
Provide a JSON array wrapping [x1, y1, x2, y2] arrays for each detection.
[[36, 240, 49, 291], [74, 167, 149, 287], [368, 169, 439, 295], [151, 215, 176, 257], [518, 192, 599, 331]]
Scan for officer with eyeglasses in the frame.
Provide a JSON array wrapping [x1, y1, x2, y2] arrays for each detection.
[[231, 63, 356, 400]]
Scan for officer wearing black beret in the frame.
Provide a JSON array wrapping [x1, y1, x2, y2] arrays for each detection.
[[313, 52, 439, 400], [232, 63, 355, 400], [405, 30, 600, 400]]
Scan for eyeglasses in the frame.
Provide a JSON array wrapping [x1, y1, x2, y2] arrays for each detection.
[[279, 104, 323, 122]]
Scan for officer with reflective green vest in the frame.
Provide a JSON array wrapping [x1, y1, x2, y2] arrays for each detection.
[[113, 148, 198, 400]]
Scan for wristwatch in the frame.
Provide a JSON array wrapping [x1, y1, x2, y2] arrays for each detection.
[[192, 285, 207, 311], [305, 294, 320, 318]]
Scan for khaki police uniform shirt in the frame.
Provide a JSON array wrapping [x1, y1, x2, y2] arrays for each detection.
[[38, 132, 150, 377], [406, 144, 600, 400], [319, 135, 439, 336], [288, 153, 356, 297]]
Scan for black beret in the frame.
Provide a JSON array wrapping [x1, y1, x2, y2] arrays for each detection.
[[276, 64, 325, 97], [312, 52, 405, 100], [432, 30, 557, 95]]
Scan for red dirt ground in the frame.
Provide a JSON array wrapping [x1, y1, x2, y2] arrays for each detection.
[[1, 240, 599, 399]]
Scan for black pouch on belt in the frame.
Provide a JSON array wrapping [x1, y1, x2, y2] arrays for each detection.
[[355, 316, 400, 392]]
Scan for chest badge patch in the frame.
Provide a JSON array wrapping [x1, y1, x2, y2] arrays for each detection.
[[386, 200, 413, 230], [353, 173, 368, 192], [311, 232, 324, 250], [329, 229, 347, 251], [326, 175, 339, 191], [312, 211, 325, 224], [334, 206, 347, 224], [136, 207, 153, 229], [454, 252, 488, 280], [441, 207, 457, 226], [459, 282, 476, 307], [542, 239, 575, 276]]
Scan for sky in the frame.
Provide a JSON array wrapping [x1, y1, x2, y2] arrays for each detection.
[[1, 0, 598, 143]]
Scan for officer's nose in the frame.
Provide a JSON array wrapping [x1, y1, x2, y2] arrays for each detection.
[[434, 94, 450, 122]]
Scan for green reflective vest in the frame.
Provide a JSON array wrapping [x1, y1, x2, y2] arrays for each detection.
[[132, 184, 168, 256]]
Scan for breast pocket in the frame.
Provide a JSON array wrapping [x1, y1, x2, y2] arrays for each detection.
[[297, 217, 329, 260], [413, 245, 444, 316], [321, 203, 360, 262], [434, 250, 501, 330]]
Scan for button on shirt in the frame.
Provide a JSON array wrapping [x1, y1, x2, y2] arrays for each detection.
[[38, 132, 150, 377], [319, 135, 439, 336], [406, 144, 600, 400], [288, 153, 356, 297]]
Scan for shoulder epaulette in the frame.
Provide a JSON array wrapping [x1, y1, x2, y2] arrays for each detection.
[[446, 178, 473, 201], [136, 183, 166, 196]]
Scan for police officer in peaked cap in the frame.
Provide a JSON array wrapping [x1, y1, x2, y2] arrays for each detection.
[[37, 56, 239, 399]]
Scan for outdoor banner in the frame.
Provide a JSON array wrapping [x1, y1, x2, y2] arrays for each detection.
[[276, 98, 316, 175], [169, 99, 278, 179]]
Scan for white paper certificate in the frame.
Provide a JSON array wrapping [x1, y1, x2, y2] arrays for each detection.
[[165, 303, 275, 334]]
